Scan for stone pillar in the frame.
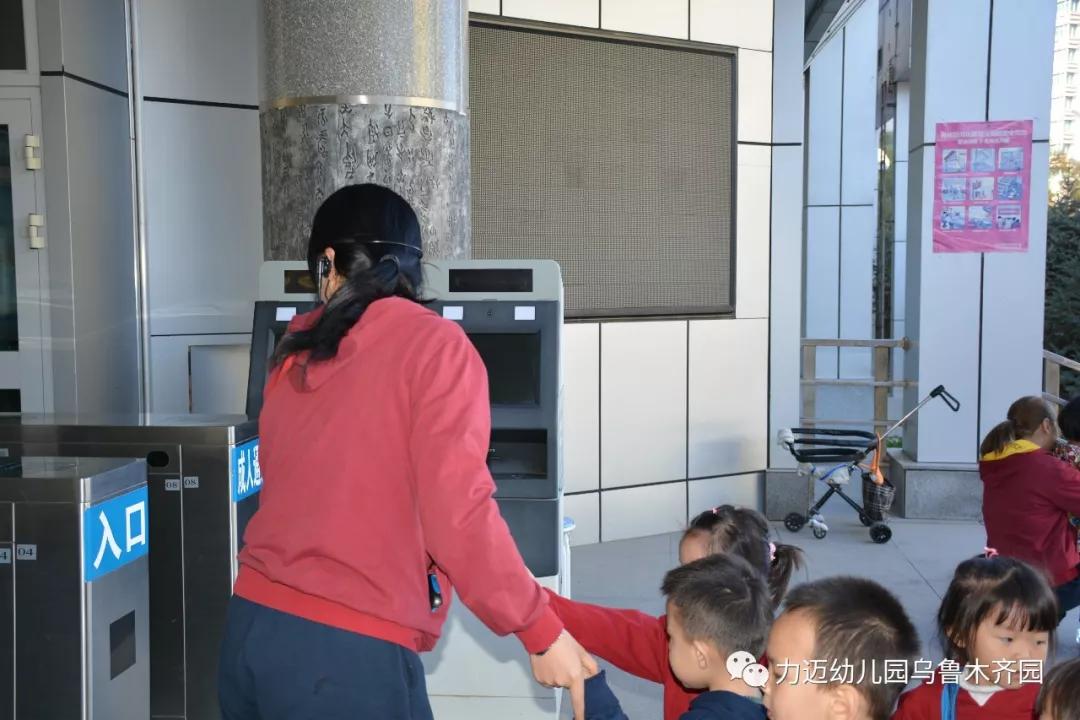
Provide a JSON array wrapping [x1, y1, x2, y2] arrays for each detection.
[[260, 0, 470, 261], [903, 0, 1055, 463]]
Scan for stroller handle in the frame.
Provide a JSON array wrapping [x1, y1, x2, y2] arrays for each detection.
[[930, 385, 961, 412]]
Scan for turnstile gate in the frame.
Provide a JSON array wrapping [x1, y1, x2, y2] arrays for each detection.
[[0, 414, 260, 720], [1, 457, 149, 719]]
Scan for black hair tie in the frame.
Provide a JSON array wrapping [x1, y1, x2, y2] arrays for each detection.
[[372, 253, 401, 285]]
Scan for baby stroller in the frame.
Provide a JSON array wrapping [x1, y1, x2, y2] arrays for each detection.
[[778, 385, 960, 544]]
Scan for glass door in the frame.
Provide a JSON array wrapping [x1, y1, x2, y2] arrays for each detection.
[[0, 99, 46, 411]]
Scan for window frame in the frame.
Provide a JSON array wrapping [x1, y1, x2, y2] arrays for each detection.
[[0, 0, 39, 87]]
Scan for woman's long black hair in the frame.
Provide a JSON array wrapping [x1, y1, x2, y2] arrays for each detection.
[[271, 184, 424, 368]]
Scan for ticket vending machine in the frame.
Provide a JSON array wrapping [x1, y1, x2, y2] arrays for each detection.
[[247, 259, 568, 718], [420, 260, 567, 718], [422, 260, 563, 577]]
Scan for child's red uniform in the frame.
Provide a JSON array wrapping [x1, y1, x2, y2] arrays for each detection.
[[892, 671, 1039, 720], [545, 591, 700, 720]]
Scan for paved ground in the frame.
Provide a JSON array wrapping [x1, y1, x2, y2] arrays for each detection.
[[560, 500, 1079, 718]]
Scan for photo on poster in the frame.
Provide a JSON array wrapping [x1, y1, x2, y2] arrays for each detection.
[[942, 148, 968, 173], [970, 176, 995, 201], [997, 175, 1023, 201], [996, 205, 1022, 230], [968, 205, 994, 230], [972, 148, 995, 173], [999, 147, 1024, 171], [932, 119, 1032, 254], [941, 178, 967, 202], [940, 206, 966, 230]]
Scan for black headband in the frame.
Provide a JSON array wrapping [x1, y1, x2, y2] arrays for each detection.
[[359, 239, 423, 258]]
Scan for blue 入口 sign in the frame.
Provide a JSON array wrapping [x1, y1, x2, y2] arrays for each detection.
[[83, 486, 149, 582], [231, 438, 263, 502]]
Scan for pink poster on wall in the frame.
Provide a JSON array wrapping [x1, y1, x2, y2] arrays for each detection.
[[932, 120, 1033, 253]]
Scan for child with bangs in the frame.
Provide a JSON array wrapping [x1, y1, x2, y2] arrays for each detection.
[[892, 555, 1059, 719]]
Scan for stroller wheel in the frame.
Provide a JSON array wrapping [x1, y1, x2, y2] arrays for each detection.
[[858, 513, 873, 527], [812, 526, 827, 540], [784, 513, 807, 532], [869, 523, 892, 544]]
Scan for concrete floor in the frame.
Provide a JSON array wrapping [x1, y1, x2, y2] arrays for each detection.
[[560, 500, 1080, 718]]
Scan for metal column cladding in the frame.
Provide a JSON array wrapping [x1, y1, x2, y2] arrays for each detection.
[[260, 0, 471, 261]]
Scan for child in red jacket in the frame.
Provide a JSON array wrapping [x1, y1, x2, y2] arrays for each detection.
[[892, 554, 1058, 720], [979, 396, 1080, 621], [584, 554, 773, 720], [546, 506, 804, 720]]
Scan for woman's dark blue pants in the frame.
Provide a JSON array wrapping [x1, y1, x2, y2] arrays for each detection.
[[219, 596, 435, 720]]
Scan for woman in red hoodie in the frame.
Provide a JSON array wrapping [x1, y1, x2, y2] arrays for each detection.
[[980, 395, 1080, 623], [217, 184, 594, 719]]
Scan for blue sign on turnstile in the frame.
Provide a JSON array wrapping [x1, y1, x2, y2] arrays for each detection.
[[231, 438, 263, 501], [83, 486, 149, 582]]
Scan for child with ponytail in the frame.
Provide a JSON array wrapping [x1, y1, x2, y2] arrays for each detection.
[[546, 505, 804, 720]]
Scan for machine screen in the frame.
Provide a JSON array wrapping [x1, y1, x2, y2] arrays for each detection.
[[450, 268, 533, 293], [283, 270, 317, 294], [266, 327, 285, 363], [246, 300, 318, 418], [467, 333, 541, 406], [257, 327, 288, 387]]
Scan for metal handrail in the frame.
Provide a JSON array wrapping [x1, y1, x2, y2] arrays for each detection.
[[1044, 349, 1080, 406], [802, 338, 911, 349], [801, 338, 911, 434]]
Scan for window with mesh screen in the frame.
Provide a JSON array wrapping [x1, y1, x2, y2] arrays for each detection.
[[469, 22, 736, 318]]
